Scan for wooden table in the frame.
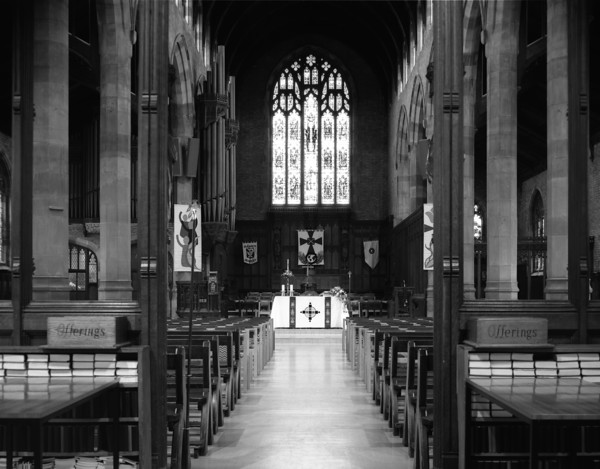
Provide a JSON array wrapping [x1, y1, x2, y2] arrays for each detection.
[[0, 377, 120, 468], [465, 377, 600, 468]]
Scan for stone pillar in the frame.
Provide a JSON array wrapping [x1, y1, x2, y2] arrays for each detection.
[[31, 0, 70, 300], [96, 0, 134, 300], [432, 1, 463, 467], [484, 1, 520, 299], [138, 0, 169, 466], [462, 30, 481, 300], [545, 0, 569, 299], [12, 0, 35, 342]]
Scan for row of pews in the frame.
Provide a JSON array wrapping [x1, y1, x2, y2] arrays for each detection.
[[344, 315, 434, 469], [165, 315, 274, 466]]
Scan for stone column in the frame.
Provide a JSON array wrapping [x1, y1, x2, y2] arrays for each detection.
[[96, 0, 134, 300], [31, 0, 70, 300], [138, 0, 170, 466], [462, 26, 481, 300], [484, 1, 521, 299], [432, 1, 463, 466], [545, 0, 569, 299]]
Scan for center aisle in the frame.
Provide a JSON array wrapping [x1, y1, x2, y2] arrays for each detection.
[[192, 329, 411, 469]]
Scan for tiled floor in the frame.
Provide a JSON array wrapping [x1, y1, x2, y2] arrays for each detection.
[[191, 329, 412, 469]]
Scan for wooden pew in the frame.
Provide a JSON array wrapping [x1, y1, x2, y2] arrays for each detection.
[[388, 338, 433, 436], [404, 343, 434, 455], [414, 348, 434, 469], [167, 335, 222, 440], [381, 330, 433, 421], [166, 346, 188, 468]]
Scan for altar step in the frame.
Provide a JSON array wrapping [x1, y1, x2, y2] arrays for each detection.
[[274, 328, 342, 343]]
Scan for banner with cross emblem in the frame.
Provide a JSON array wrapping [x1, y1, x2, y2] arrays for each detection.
[[297, 229, 324, 266], [363, 239, 379, 269]]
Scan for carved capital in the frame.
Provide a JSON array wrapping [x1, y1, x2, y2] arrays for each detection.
[[196, 93, 228, 128], [12, 95, 21, 114], [140, 256, 157, 278], [225, 119, 239, 148], [11, 257, 20, 278], [141, 93, 158, 114], [443, 92, 459, 113], [442, 256, 460, 276]]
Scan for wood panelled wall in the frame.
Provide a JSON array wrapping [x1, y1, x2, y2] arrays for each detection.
[[389, 207, 428, 295], [231, 211, 390, 297]]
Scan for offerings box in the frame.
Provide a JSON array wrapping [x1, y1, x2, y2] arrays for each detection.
[[467, 317, 548, 347], [47, 316, 128, 348]]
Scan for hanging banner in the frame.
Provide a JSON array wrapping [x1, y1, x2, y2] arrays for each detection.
[[242, 241, 258, 264], [364, 240, 379, 269], [423, 203, 434, 270], [174, 203, 202, 272], [298, 229, 324, 266]]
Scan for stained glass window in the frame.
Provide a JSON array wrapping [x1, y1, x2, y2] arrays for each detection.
[[272, 53, 350, 205], [69, 245, 98, 300]]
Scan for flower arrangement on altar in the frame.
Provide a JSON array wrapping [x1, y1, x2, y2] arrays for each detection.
[[324, 286, 348, 303]]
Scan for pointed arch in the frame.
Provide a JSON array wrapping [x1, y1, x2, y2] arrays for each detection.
[[396, 106, 411, 220], [270, 50, 351, 206], [170, 34, 196, 137], [408, 76, 425, 146]]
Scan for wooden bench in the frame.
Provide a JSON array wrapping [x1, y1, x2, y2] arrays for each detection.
[[414, 348, 434, 469], [389, 338, 433, 436], [404, 343, 434, 455], [166, 346, 188, 468]]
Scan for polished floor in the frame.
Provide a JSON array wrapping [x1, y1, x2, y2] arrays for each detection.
[[191, 329, 412, 469]]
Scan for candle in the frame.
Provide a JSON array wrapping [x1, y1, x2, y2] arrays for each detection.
[[287, 259, 290, 270], [290, 285, 294, 296], [281, 284, 285, 295]]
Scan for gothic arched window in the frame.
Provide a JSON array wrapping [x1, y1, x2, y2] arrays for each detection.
[[271, 53, 350, 206], [531, 191, 545, 238], [69, 245, 98, 300]]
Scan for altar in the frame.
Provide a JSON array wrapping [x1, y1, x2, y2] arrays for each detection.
[[271, 295, 348, 328]]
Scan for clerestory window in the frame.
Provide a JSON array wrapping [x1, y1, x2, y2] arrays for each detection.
[[271, 53, 350, 206]]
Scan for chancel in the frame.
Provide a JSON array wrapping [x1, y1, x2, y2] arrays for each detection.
[[1, 1, 600, 468]]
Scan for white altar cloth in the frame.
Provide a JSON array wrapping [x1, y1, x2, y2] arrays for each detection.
[[271, 295, 348, 328]]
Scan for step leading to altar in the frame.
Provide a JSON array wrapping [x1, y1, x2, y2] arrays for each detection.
[[275, 328, 342, 344]]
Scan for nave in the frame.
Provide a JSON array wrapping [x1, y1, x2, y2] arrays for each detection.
[[191, 330, 412, 469]]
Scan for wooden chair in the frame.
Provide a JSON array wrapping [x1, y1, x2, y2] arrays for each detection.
[[404, 342, 434, 457], [166, 346, 189, 469], [414, 348, 434, 469]]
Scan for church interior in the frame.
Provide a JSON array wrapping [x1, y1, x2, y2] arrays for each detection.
[[1, 0, 600, 468]]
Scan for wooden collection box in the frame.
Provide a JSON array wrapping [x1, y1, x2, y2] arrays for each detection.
[[467, 317, 548, 347], [47, 315, 129, 348]]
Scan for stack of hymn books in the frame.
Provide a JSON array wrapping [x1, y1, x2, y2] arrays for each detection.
[[27, 354, 49, 378], [49, 354, 72, 378], [71, 354, 95, 377], [468, 352, 535, 377], [116, 359, 138, 384], [0, 352, 139, 383], [577, 352, 600, 382], [94, 353, 117, 378], [3, 354, 27, 378], [555, 353, 581, 377]]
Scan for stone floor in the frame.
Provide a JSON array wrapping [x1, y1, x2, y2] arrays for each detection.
[[190, 328, 413, 469]]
